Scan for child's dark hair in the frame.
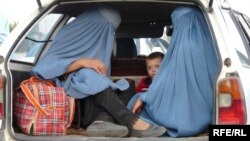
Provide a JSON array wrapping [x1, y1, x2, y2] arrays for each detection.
[[146, 52, 165, 60]]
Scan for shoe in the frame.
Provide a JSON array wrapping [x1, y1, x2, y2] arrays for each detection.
[[86, 121, 129, 137], [129, 124, 166, 137]]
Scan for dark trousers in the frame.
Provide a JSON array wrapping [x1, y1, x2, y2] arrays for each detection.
[[76, 82, 137, 129]]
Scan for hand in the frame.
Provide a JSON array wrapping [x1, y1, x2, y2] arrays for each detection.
[[132, 98, 144, 114], [66, 58, 107, 75], [79, 58, 107, 75]]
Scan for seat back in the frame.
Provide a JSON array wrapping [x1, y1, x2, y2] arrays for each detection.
[[115, 37, 137, 58]]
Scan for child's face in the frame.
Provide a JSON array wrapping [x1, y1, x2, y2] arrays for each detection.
[[146, 57, 162, 79]]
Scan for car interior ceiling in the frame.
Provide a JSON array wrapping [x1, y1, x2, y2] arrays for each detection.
[[52, 1, 196, 38]]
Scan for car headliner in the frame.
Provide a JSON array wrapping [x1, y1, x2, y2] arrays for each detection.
[[52, 1, 198, 37]]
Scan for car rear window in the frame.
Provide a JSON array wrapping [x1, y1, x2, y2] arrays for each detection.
[[10, 14, 62, 64]]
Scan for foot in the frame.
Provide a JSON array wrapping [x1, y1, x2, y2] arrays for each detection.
[[129, 124, 167, 137], [132, 118, 150, 130], [86, 121, 129, 137]]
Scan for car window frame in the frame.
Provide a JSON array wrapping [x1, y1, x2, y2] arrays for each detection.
[[10, 13, 64, 65], [228, 9, 250, 67]]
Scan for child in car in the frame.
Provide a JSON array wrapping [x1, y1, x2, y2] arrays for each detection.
[[136, 52, 164, 93]]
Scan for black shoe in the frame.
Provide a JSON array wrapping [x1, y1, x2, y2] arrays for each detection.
[[129, 124, 166, 137], [86, 121, 129, 137]]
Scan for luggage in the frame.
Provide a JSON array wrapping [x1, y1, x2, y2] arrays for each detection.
[[13, 76, 75, 136]]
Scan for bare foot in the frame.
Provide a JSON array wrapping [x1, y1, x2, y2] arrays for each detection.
[[132, 119, 150, 130]]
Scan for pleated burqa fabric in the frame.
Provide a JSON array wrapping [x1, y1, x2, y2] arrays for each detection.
[[32, 6, 129, 99], [128, 6, 219, 137]]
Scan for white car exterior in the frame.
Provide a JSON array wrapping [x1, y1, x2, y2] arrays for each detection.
[[0, 0, 250, 140]]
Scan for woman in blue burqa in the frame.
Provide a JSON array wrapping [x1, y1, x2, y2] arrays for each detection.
[[128, 6, 219, 137], [32, 5, 166, 137]]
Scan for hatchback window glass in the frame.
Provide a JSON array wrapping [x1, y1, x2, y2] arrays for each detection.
[[134, 27, 170, 56], [233, 11, 250, 67], [239, 14, 250, 45], [10, 14, 62, 63], [134, 37, 168, 56]]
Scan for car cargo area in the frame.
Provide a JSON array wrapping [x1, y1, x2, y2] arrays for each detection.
[[7, 0, 216, 141]]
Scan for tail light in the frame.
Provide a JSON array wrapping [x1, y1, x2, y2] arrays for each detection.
[[218, 76, 246, 124], [0, 75, 5, 129]]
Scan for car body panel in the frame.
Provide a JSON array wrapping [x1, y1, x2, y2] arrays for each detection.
[[0, 0, 250, 140]]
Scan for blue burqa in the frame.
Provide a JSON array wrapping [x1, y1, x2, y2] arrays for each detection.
[[128, 6, 219, 137], [32, 6, 129, 99]]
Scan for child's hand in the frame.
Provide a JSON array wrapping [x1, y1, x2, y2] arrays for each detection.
[[142, 88, 148, 92], [132, 99, 144, 114]]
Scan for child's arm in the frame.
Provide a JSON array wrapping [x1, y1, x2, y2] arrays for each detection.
[[136, 77, 150, 93], [136, 79, 144, 93], [132, 98, 144, 114]]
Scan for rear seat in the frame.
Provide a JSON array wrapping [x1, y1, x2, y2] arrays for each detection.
[[111, 57, 147, 85], [111, 57, 147, 76], [111, 37, 147, 86]]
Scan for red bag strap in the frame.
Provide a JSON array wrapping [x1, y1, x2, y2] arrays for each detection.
[[29, 76, 55, 86], [20, 77, 51, 116]]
